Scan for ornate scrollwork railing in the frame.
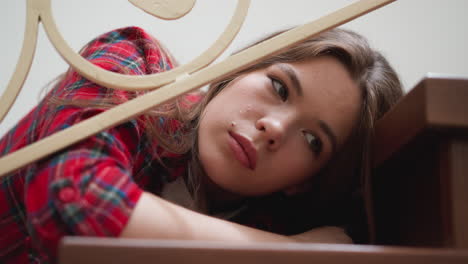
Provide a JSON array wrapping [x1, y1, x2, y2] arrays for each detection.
[[0, 0, 396, 177]]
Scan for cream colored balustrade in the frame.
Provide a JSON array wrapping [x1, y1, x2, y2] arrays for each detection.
[[0, 0, 396, 177]]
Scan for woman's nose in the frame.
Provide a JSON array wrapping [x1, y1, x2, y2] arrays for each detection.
[[255, 116, 287, 151]]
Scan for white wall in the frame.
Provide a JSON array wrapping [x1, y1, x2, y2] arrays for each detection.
[[1, 0, 468, 137]]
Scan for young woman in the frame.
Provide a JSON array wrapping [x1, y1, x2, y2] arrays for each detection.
[[0, 26, 403, 263]]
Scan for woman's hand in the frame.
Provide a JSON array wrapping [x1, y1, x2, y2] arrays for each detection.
[[290, 226, 353, 244]]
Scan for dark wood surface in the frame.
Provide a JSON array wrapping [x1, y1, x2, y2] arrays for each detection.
[[373, 76, 468, 166], [59, 237, 468, 264], [372, 76, 468, 248]]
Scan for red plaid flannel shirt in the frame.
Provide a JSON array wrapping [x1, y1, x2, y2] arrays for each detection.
[[0, 27, 191, 263]]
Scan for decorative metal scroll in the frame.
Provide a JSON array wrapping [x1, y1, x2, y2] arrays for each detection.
[[0, 0, 396, 177]]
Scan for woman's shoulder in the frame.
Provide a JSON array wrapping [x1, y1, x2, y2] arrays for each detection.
[[80, 26, 175, 75], [49, 26, 180, 106]]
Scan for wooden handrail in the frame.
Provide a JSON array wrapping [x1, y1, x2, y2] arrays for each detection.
[[59, 237, 468, 264]]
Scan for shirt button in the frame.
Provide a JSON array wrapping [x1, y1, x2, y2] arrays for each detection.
[[58, 186, 76, 203]]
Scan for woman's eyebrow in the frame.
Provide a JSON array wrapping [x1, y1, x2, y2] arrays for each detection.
[[318, 120, 338, 155], [277, 63, 303, 97]]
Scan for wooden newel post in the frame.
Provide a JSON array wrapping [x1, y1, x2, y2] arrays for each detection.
[[372, 76, 468, 248]]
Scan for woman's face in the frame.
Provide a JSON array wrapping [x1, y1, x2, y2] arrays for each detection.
[[198, 56, 361, 197]]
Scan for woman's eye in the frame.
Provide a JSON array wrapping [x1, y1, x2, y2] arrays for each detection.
[[304, 132, 323, 155], [271, 78, 288, 101]]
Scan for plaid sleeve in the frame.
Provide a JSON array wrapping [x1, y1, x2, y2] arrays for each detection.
[[23, 27, 174, 257]]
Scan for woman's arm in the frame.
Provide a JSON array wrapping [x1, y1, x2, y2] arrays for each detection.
[[121, 192, 353, 244]]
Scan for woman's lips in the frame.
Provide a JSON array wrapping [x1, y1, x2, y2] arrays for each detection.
[[228, 131, 257, 170]]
